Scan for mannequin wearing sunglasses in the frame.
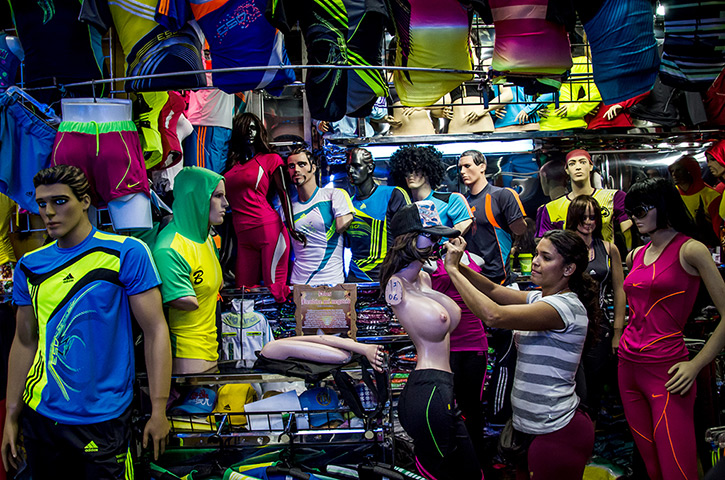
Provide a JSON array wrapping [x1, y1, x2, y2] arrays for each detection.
[[565, 195, 626, 426], [537, 149, 632, 244], [619, 177, 725, 480], [379, 201, 483, 480]]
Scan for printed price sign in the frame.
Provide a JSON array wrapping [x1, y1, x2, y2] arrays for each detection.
[[294, 284, 357, 338]]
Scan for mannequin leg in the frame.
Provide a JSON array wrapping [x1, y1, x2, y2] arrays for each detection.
[[258, 220, 291, 303], [234, 227, 263, 290]]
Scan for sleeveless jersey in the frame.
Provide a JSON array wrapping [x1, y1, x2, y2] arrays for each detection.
[[620, 234, 700, 364]]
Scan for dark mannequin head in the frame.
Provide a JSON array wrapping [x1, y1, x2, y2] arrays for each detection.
[[625, 177, 696, 235], [347, 147, 376, 196], [227, 112, 272, 168]]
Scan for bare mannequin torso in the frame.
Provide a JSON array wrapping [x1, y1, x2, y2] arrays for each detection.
[[447, 95, 494, 134], [389, 102, 437, 136], [386, 262, 461, 372], [173, 358, 218, 375]]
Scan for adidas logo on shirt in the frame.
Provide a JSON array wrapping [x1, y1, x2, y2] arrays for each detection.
[[62, 273, 74, 284], [84, 441, 99, 453]]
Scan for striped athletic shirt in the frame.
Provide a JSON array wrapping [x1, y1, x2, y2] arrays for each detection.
[[512, 291, 588, 435]]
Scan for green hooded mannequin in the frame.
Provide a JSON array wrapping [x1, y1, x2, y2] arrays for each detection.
[[153, 167, 225, 373]]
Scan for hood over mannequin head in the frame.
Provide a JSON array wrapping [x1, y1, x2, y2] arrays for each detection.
[[670, 155, 704, 194], [169, 166, 224, 243], [707, 140, 725, 170]]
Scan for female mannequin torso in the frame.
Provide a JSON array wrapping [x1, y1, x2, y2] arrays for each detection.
[[386, 263, 461, 372]]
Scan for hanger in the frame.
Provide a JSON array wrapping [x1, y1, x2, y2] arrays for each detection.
[[5, 86, 61, 126]]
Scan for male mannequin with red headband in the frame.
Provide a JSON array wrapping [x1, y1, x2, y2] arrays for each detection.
[[537, 149, 632, 242]]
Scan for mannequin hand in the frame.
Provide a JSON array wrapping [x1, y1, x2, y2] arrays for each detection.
[[430, 107, 453, 120], [402, 107, 423, 117], [384, 115, 402, 127], [290, 229, 307, 247], [465, 109, 487, 124], [1, 414, 21, 472], [665, 361, 699, 395], [554, 105, 568, 117], [316, 121, 330, 134], [494, 107, 507, 119], [443, 237, 467, 270], [515, 110, 530, 124], [143, 411, 169, 460], [611, 330, 622, 354], [604, 104, 623, 120]]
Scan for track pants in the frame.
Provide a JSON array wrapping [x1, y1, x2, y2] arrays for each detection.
[[618, 358, 697, 480]]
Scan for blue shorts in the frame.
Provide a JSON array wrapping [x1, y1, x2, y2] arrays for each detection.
[[0, 93, 56, 214], [182, 125, 232, 175]]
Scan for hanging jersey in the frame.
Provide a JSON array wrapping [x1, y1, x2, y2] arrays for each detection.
[[0, 33, 21, 91], [0, 194, 16, 265], [423, 190, 473, 230], [388, 0, 473, 106], [489, 0, 573, 77], [154, 232, 222, 362], [537, 188, 627, 243], [582, 0, 659, 105], [347, 185, 410, 282], [464, 183, 526, 283], [660, 1, 725, 91], [186, 74, 235, 128], [12, 229, 161, 425], [290, 187, 353, 285], [80, 0, 206, 92], [8, 0, 106, 87], [156, 0, 295, 95], [538, 56, 602, 131], [266, 0, 389, 122]]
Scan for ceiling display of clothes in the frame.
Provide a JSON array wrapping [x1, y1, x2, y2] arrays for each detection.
[[387, 0, 474, 106], [156, 0, 296, 95], [80, 0, 207, 92], [266, 0, 390, 122], [660, 0, 725, 92], [579, 0, 660, 105]]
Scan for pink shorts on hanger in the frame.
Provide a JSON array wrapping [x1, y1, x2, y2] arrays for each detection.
[[52, 120, 150, 205]]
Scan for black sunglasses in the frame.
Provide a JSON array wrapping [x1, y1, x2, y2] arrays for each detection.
[[625, 204, 656, 219]]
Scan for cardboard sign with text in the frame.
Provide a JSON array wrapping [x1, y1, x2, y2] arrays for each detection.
[[294, 284, 357, 339]]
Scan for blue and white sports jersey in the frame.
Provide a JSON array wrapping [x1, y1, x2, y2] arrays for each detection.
[[13, 228, 161, 425], [290, 187, 353, 285]]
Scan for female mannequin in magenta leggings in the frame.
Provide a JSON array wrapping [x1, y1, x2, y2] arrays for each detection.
[[620, 177, 725, 480]]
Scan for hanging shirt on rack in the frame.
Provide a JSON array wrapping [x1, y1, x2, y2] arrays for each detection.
[[660, 0, 725, 91], [0, 33, 22, 91], [266, 0, 389, 122], [156, 0, 295, 95], [80, 0, 207, 92], [578, 0, 659, 105], [8, 0, 107, 97]]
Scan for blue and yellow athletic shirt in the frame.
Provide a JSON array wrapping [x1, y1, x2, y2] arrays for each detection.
[[13, 229, 161, 425], [347, 185, 410, 282]]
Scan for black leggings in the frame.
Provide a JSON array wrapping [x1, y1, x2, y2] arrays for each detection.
[[398, 369, 483, 480], [450, 350, 487, 461]]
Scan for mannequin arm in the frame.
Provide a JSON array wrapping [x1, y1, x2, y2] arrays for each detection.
[[453, 218, 473, 236], [666, 240, 725, 394], [168, 296, 199, 311], [266, 335, 385, 372], [335, 213, 353, 233], [273, 165, 307, 246]]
